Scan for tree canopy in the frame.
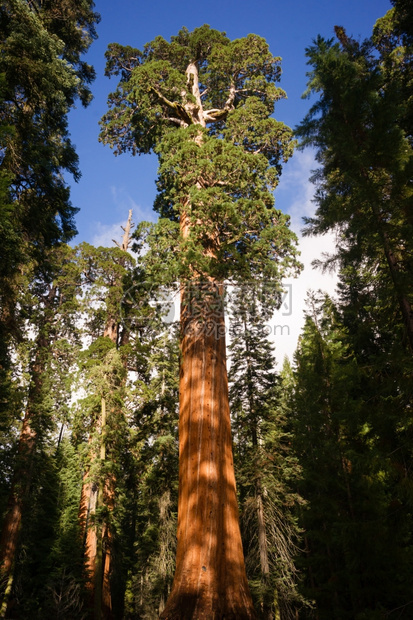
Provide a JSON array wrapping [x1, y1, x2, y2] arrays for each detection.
[[100, 25, 301, 288]]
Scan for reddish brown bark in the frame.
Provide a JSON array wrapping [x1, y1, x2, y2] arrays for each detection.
[[79, 477, 113, 619], [79, 211, 134, 618], [161, 283, 256, 619], [0, 338, 45, 608], [80, 403, 114, 619], [101, 516, 113, 617], [0, 413, 36, 580]]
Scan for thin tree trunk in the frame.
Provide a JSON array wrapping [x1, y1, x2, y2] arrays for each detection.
[[83, 478, 99, 611], [82, 398, 114, 620], [256, 487, 275, 620], [79, 436, 94, 545], [161, 281, 256, 619], [0, 413, 36, 578], [80, 211, 134, 618], [101, 495, 114, 618]]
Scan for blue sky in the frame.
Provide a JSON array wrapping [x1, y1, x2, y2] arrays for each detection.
[[67, 0, 392, 360]]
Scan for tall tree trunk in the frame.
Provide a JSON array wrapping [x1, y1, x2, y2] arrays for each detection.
[[101, 482, 114, 618], [81, 398, 113, 620], [0, 337, 46, 615], [80, 210, 134, 618], [161, 282, 256, 619]]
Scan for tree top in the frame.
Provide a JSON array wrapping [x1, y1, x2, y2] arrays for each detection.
[[99, 24, 287, 156]]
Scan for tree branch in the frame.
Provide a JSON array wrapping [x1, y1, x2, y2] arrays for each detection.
[[150, 86, 192, 125]]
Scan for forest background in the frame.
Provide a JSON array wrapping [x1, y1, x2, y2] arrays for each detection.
[[1, 0, 412, 619]]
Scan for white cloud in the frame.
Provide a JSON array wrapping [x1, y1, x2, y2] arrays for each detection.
[[91, 221, 128, 248], [270, 150, 339, 365], [276, 149, 318, 230], [91, 186, 156, 249], [110, 186, 156, 223], [272, 234, 338, 365]]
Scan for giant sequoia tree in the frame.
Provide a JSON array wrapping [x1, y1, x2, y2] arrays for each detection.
[[100, 25, 301, 617]]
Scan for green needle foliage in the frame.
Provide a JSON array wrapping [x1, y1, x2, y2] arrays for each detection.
[[0, 1, 100, 493], [0, 244, 85, 617], [228, 286, 305, 619], [100, 24, 301, 289], [0, 0, 99, 265], [291, 7, 413, 613], [295, 0, 413, 351], [124, 328, 180, 618], [100, 24, 302, 618], [292, 292, 413, 619]]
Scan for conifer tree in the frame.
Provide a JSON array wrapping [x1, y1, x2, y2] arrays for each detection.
[[292, 292, 413, 618], [0, 0, 99, 357], [124, 327, 180, 618], [0, 5, 99, 602], [100, 25, 301, 617], [292, 6, 413, 613], [0, 245, 82, 615], [74, 214, 136, 619], [228, 286, 304, 619], [295, 1, 413, 351]]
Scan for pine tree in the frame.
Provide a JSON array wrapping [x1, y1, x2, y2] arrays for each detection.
[[0, 4, 99, 603], [124, 327, 180, 618], [228, 286, 304, 620], [292, 6, 413, 614], [0, 0, 99, 348], [74, 214, 136, 619], [295, 2, 413, 351], [292, 292, 413, 618]]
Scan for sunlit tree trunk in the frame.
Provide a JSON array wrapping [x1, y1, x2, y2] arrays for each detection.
[[161, 280, 256, 618], [99, 29, 300, 612]]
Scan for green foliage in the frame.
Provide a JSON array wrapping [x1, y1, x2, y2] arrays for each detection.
[[124, 329, 179, 618], [100, 25, 302, 617], [296, 5, 413, 351], [0, 0, 99, 258], [228, 287, 305, 619], [292, 292, 413, 619], [292, 11, 413, 613], [100, 24, 301, 289], [0, 0, 99, 400], [42, 440, 87, 620]]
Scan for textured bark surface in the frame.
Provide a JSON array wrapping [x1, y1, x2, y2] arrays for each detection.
[[80, 401, 114, 619], [161, 284, 256, 619], [0, 413, 36, 579], [0, 339, 44, 599]]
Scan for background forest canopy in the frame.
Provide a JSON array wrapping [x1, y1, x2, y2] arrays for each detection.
[[0, 0, 412, 619]]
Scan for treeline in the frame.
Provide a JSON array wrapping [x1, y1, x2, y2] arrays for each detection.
[[0, 0, 412, 619]]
